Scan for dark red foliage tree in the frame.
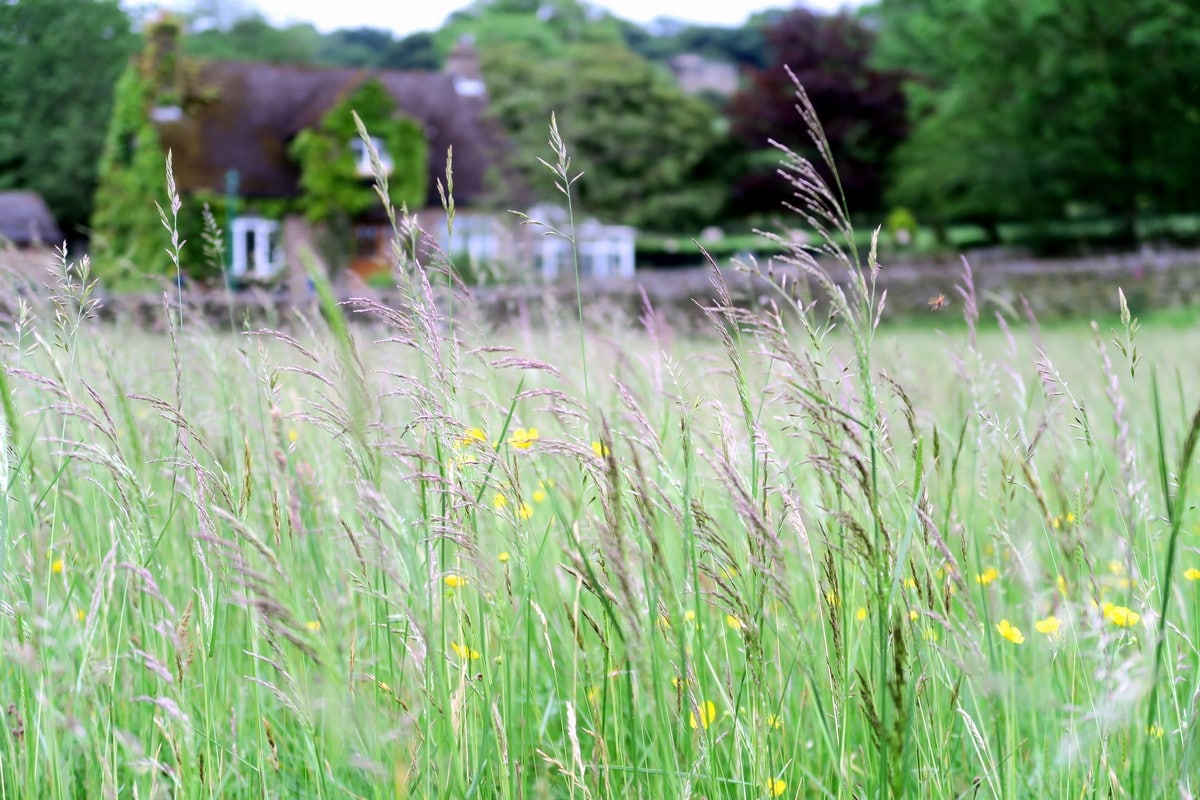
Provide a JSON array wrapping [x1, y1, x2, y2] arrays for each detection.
[[727, 9, 907, 218]]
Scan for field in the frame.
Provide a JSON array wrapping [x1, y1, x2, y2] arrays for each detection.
[[0, 239, 1198, 800]]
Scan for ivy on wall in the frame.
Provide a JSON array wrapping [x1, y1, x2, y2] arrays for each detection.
[[91, 15, 223, 286], [289, 79, 428, 227], [90, 64, 177, 286]]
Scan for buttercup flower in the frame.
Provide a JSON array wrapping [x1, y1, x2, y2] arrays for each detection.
[[1103, 604, 1140, 627], [498, 551, 510, 563], [450, 642, 480, 660], [975, 567, 1000, 586], [1184, 567, 1200, 581], [492, 493, 508, 510], [459, 427, 487, 447], [509, 428, 539, 450], [725, 614, 743, 631], [592, 441, 610, 457], [517, 502, 534, 520], [689, 700, 717, 730], [996, 619, 1025, 644], [766, 778, 786, 797], [855, 606, 868, 622], [1035, 615, 1060, 637], [444, 574, 468, 589], [306, 620, 320, 631], [51, 559, 64, 575]]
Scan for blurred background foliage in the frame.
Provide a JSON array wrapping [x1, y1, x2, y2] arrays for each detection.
[[4, 0, 1200, 255]]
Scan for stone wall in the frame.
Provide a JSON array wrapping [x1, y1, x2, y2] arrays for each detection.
[[4, 246, 1200, 331]]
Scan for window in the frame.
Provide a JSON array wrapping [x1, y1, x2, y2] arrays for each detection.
[[349, 137, 393, 178], [230, 217, 282, 282]]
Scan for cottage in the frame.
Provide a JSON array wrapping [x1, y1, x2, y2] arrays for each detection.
[[0, 191, 62, 248], [94, 19, 638, 289], [93, 18, 506, 287]]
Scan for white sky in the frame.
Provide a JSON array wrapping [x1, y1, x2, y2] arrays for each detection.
[[180, 0, 862, 36]]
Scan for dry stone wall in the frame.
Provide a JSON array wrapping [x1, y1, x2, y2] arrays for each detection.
[[4, 247, 1200, 331]]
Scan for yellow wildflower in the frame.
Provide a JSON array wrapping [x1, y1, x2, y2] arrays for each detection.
[[287, 428, 298, 443], [725, 614, 743, 631], [1104, 604, 1140, 627], [909, 610, 919, 621], [720, 566, 738, 579], [1056, 574, 1069, 597], [996, 619, 1025, 645], [975, 567, 1000, 586], [492, 493, 508, 510], [902, 577, 917, 590], [306, 620, 320, 631], [1184, 567, 1200, 581], [825, 591, 841, 607], [855, 606, 868, 622], [1147, 723, 1165, 738], [657, 615, 671, 631], [75, 609, 86, 622], [923, 627, 939, 642], [1034, 615, 1060, 637], [450, 642, 480, 660], [509, 428, 539, 450], [684, 610, 696, 622], [591, 441, 610, 457], [766, 778, 787, 797], [459, 427, 487, 447], [689, 700, 717, 730], [498, 551, 510, 564], [1052, 516, 1062, 529], [533, 489, 548, 503], [444, 574, 468, 589], [51, 559, 64, 575], [1108, 560, 1124, 576], [1065, 512, 1076, 524], [517, 502, 534, 520], [765, 714, 783, 730]]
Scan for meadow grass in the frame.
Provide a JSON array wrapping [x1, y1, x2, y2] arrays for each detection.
[[2, 89, 1200, 800]]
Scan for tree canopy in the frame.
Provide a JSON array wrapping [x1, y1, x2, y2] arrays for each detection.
[[482, 40, 725, 231], [726, 8, 908, 219], [874, 0, 1200, 235], [0, 0, 136, 242]]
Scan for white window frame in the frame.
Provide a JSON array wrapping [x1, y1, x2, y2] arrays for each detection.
[[230, 216, 282, 281], [349, 136, 394, 178]]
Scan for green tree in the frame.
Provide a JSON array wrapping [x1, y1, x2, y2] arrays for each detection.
[[727, 8, 907, 218], [184, 15, 322, 64], [0, 0, 136, 242], [438, 0, 624, 60], [874, 0, 1200, 239], [482, 41, 724, 231]]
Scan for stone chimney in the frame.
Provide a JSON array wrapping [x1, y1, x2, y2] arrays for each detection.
[[445, 35, 485, 97]]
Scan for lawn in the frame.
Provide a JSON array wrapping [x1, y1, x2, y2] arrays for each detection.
[[0, 249, 1197, 799]]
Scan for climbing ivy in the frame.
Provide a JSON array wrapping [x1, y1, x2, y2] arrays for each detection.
[[289, 79, 428, 227], [91, 15, 221, 287], [90, 64, 177, 287]]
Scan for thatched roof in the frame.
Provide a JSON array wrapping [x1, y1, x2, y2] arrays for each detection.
[[0, 191, 63, 246], [157, 61, 505, 206]]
